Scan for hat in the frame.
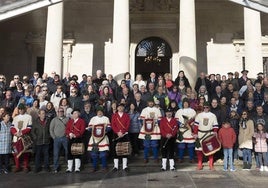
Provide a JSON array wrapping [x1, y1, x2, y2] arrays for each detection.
[[117, 103, 125, 107], [227, 72, 233, 75], [18, 103, 26, 110], [241, 70, 249, 74], [203, 101, 210, 107], [147, 97, 154, 103], [95, 106, 104, 112], [165, 108, 173, 113], [257, 119, 265, 126], [71, 109, 80, 114]]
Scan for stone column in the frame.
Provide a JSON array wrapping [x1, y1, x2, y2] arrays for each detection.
[[44, 2, 64, 76], [244, 7, 263, 78], [112, 0, 129, 79], [179, 0, 197, 87]]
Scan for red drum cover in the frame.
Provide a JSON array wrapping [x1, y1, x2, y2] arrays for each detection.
[[201, 134, 221, 156], [93, 124, 105, 138], [144, 118, 154, 133]]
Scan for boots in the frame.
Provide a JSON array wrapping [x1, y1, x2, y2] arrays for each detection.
[[247, 163, 252, 170], [113, 159, 119, 171], [242, 162, 247, 170], [196, 151, 203, 170], [209, 155, 215, 171], [161, 158, 167, 171], [122, 158, 128, 171], [169, 159, 175, 171], [66, 160, 73, 173], [74, 159, 81, 172]]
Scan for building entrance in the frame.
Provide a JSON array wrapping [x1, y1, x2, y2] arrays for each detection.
[[135, 37, 172, 80]]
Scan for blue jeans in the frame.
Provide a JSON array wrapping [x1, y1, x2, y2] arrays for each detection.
[[35, 144, 49, 170], [242, 148, 252, 164], [223, 148, 234, 170], [53, 137, 68, 170]]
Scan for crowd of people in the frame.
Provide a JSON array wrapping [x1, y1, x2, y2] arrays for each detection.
[[0, 68, 268, 174]]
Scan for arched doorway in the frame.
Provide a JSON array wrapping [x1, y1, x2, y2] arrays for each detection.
[[135, 37, 172, 80]]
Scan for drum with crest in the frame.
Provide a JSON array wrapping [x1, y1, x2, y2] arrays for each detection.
[[201, 134, 221, 156]]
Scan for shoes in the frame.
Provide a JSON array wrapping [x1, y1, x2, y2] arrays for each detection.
[[34, 168, 41, 173], [196, 165, 203, 171], [112, 167, 118, 172], [161, 167, 166, 171], [102, 167, 109, 172], [189, 159, 195, 163], [123, 167, 129, 172], [170, 168, 176, 171], [13, 168, 21, 173], [230, 169, 236, 172], [209, 166, 215, 171], [75, 169, 80, 173], [223, 169, 228, 172], [91, 168, 97, 173], [44, 167, 50, 172], [2, 169, 9, 174], [66, 169, 72, 173], [24, 167, 30, 173], [260, 166, 264, 172]]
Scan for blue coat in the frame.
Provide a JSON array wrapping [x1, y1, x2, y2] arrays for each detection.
[[0, 121, 12, 154]]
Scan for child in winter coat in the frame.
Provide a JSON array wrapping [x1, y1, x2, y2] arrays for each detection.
[[218, 121, 237, 171], [253, 123, 268, 171]]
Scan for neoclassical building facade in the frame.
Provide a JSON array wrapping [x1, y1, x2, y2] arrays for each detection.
[[0, 0, 268, 85]]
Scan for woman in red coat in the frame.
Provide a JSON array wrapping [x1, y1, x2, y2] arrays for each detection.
[[65, 109, 85, 172]]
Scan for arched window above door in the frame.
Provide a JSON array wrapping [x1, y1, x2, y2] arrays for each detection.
[[136, 37, 172, 58]]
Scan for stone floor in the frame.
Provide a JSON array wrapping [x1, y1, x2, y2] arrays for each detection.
[[0, 157, 268, 188]]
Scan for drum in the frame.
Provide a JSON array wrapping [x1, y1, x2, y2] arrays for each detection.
[[201, 134, 221, 156], [12, 134, 33, 158], [115, 142, 132, 156], [71, 143, 85, 155]]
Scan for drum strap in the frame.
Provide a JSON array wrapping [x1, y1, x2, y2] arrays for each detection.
[[116, 117, 126, 130]]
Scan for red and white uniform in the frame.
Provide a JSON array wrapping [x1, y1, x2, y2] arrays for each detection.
[[11, 114, 32, 143], [175, 108, 196, 143], [194, 111, 218, 151], [88, 116, 110, 152], [139, 106, 162, 140]]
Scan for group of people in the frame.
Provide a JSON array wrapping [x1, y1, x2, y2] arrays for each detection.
[[0, 68, 268, 174]]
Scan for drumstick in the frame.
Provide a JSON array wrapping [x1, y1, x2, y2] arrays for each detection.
[[112, 132, 128, 141], [162, 138, 169, 148]]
